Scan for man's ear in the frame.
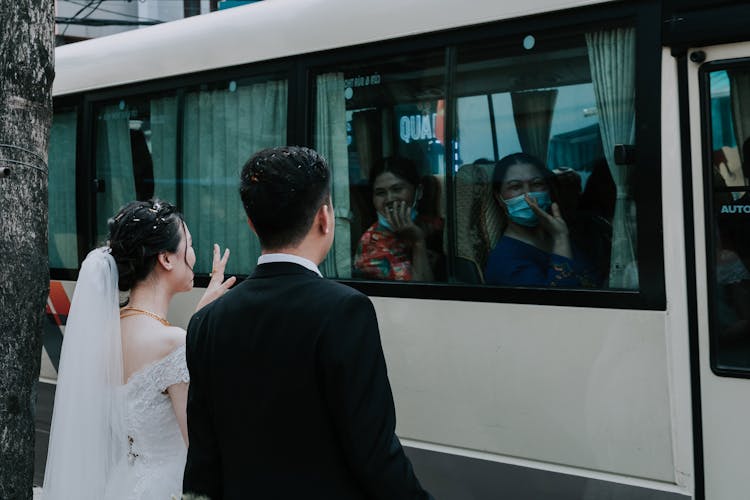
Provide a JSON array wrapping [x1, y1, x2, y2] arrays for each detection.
[[318, 203, 333, 235], [247, 217, 257, 234], [156, 252, 173, 271]]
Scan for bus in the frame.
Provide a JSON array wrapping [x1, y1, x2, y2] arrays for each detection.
[[42, 0, 750, 498]]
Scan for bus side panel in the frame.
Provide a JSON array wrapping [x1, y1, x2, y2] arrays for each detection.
[[374, 297, 675, 482]]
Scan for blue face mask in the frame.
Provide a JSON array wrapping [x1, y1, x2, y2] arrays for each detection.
[[503, 191, 551, 227], [378, 206, 418, 232]]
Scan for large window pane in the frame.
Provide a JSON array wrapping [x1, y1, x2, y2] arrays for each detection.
[[49, 108, 78, 269], [707, 67, 750, 373], [454, 28, 637, 290], [93, 78, 287, 277], [94, 93, 178, 239], [182, 77, 287, 275], [314, 52, 447, 282]]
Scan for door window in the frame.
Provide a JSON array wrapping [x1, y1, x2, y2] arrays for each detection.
[[705, 66, 750, 374]]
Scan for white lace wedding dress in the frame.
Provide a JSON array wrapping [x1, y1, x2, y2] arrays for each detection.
[[104, 345, 190, 499], [43, 250, 191, 500]]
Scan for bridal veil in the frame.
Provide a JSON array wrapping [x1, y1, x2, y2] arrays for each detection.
[[42, 247, 126, 499]]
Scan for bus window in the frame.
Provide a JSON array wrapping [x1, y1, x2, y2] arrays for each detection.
[[454, 27, 638, 290], [94, 93, 178, 241], [49, 108, 78, 269], [93, 76, 287, 276], [706, 67, 750, 373], [181, 77, 287, 275], [314, 51, 447, 282]]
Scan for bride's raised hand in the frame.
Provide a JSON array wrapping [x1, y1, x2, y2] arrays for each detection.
[[195, 244, 237, 311]]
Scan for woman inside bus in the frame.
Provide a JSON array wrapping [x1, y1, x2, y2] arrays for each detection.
[[353, 156, 444, 281], [43, 199, 235, 500], [484, 152, 596, 287]]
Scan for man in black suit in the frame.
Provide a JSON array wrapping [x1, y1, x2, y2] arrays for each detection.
[[183, 146, 432, 499]]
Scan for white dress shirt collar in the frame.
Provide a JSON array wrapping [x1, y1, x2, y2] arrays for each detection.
[[257, 253, 323, 277]]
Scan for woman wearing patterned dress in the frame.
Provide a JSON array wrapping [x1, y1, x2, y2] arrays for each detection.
[[43, 199, 235, 499], [353, 157, 444, 281]]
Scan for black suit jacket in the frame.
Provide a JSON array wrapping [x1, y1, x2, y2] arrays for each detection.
[[183, 262, 431, 499]]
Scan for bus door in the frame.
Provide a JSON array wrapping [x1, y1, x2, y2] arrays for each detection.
[[687, 43, 750, 500]]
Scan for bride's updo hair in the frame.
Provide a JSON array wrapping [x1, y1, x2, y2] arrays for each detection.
[[107, 199, 184, 291]]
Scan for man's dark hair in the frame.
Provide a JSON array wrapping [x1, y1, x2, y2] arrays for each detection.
[[240, 146, 331, 249]]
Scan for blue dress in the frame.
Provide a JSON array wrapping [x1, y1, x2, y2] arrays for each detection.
[[484, 236, 596, 287]]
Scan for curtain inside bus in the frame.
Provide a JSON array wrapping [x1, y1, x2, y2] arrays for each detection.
[[96, 105, 136, 237], [182, 79, 287, 274], [510, 89, 558, 164], [49, 109, 78, 269], [316, 72, 352, 279], [150, 96, 178, 205], [585, 27, 637, 289]]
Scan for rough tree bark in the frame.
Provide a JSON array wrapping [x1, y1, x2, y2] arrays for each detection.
[[0, 0, 55, 498]]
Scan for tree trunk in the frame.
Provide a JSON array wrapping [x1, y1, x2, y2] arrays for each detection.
[[0, 1, 55, 498]]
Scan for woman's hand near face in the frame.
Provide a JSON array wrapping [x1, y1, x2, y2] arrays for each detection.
[[195, 244, 237, 311], [386, 200, 433, 281], [385, 200, 425, 245], [526, 195, 573, 259]]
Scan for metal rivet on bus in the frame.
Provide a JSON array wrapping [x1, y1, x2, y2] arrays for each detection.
[[523, 35, 535, 50], [229, 81, 237, 92], [119, 100, 126, 110]]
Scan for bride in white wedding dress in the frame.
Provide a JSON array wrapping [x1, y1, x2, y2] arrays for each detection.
[[42, 199, 235, 500]]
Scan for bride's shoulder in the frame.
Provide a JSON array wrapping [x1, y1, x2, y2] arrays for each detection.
[[125, 325, 185, 366], [151, 326, 186, 359]]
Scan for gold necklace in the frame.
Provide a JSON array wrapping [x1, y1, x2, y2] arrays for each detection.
[[120, 306, 171, 326]]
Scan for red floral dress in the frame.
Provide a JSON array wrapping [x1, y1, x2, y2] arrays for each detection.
[[353, 216, 444, 281]]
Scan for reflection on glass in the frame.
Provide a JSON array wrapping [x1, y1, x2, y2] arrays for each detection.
[[453, 28, 637, 290], [708, 68, 750, 372], [353, 157, 445, 281], [315, 52, 447, 282]]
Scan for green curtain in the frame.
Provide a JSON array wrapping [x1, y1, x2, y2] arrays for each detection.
[[150, 96, 178, 204], [95, 105, 135, 240], [48, 110, 78, 269], [182, 80, 287, 275], [316, 73, 352, 278], [586, 27, 638, 289]]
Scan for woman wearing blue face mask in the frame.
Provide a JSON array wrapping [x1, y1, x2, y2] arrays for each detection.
[[484, 152, 596, 287], [354, 157, 444, 281]]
